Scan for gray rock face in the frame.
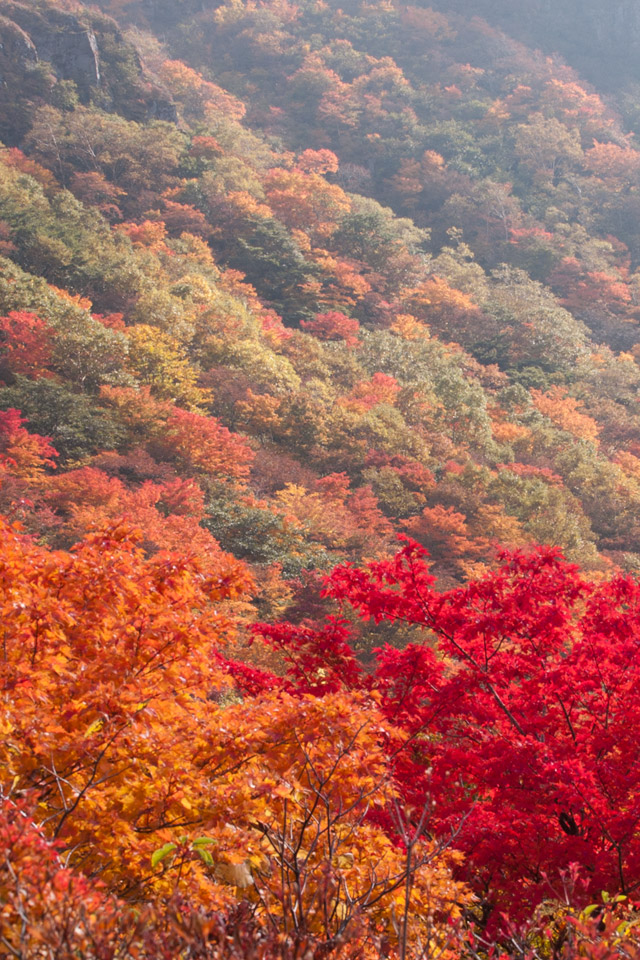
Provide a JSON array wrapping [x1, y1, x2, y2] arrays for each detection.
[[0, 1, 100, 95], [0, 0, 177, 125], [0, 13, 36, 64]]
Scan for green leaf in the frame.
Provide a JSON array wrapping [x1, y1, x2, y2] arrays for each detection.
[[192, 837, 217, 847], [151, 842, 177, 868], [197, 848, 214, 866], [583, 904, 599, 917]]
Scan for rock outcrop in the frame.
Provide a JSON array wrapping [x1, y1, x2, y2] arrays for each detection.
[[0, 0, 176, 128], [0, 1, 100, 95]]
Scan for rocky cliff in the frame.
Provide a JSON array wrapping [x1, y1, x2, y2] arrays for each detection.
[[0, 0, 175, 140]]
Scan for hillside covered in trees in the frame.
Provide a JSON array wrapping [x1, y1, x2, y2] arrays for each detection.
[[4, 0, 640, 956]]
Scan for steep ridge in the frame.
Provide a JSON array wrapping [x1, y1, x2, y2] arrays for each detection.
[[3, 0, 640, 592]]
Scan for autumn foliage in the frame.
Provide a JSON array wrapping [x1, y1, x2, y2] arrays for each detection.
[[6, 0, 640, 953], [0, 521, 470, 957], [8, 516, 640, 955], [259, 538, 640, 934]]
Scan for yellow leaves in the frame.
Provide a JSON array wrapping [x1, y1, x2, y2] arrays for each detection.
[[84, 718, 105, 738], [471, 503, 528, 549], [124, 324, 210, 410], [514, 112, 583, 180], [391, 313, 430, 340], [403, 276, 477, 316], [272, 482, 352, 548]]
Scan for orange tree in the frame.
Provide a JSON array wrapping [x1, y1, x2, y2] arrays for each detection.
[[0, 518, 468, 957]]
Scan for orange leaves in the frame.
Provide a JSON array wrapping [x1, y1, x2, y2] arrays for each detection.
[[209, 689, 469, 950], [340, 372, 400, 413], [189, 135, 224, 160], [258, 310, 293, 345], [0, 518, 466, 952], [0, 517, 249, 898], [156, 199, 211, 238], [539, 78, 612, 132], [401, 277, 481, 342], [390, 313, 430, 340], [531, 386, 600, 445], [273, 480, 391, 551], [158, 60, 246, 121], [403, 503, 491, 582], [585, 140, 640, 180], [235, 389, 283, 437], [406, 503, 476, 558], [613, 450, 640, 482], [489, 406, 532, 444], [157, 406, 255, 482], [308, 249, 373, 310], [264, 166, 351, 239], [403, 276, 477, 319], [116, 219, 169, 249], [296, 148, 339, 174], [99, 385, 171, 437], [42, 467, 227, 561], [100, 386, 255, 485], [1, 147, 58, 191], [224, 189, 273, 220]]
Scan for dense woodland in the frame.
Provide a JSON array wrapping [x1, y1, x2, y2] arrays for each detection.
[[5, 0, 640, 955]]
